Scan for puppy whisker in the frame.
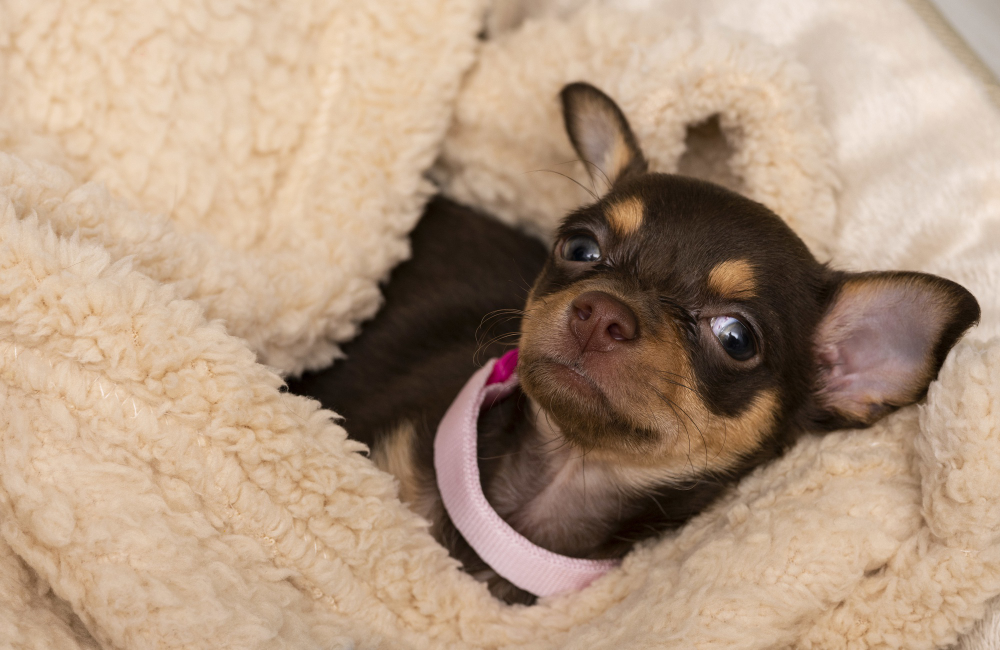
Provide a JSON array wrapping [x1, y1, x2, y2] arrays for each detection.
[[524, 168, 600, 202], [652, 370, 697, 394], [511, 266, 538, 298], [473, 332, 521, 365], [475, 315, 523, 341], [476, 309, 526, 334], [650, 386, 713, 475]]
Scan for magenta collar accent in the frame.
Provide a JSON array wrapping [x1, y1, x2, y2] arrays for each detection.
[[433, 349, 619, 598]]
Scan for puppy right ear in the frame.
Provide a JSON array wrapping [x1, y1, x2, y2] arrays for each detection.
[[806, 271, 980, 429], [560, 83, 647, 192]]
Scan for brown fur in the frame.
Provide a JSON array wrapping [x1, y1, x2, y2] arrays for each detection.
[[520, 281, 780, 479], [288, 83, 980, 606], [371, 421, 440, 522]]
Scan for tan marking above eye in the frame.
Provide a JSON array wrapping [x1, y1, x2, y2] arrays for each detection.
[[708, 259, 757, 298], [605, 196, 645, 236]]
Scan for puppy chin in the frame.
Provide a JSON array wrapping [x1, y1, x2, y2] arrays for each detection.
[[517, 348, 658, 454]]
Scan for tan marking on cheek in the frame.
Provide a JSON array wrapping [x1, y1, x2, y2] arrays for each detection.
[[603, 388, 780, 493], [605, 196, 645, 236], [701, 389, 779, 464], [606, 327, 779, 477], [650, 337, 778, 473], [621, 367, 779, 481], [707, 259, 757, 298]]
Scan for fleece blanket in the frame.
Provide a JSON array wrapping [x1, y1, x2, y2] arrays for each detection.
[[0, 0, 999, 648]]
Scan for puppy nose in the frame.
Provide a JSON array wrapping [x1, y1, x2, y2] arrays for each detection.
[[569, 291, 638, 352]]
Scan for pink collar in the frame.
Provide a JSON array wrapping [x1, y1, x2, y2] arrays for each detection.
[[433, 349, 619, 598]]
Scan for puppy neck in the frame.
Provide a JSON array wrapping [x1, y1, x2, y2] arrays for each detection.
[[480, 397, 641, 559]]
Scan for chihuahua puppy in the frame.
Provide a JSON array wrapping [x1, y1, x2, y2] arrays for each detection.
[[288, 83, 980, 605]]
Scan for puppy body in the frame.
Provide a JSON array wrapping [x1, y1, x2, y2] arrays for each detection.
[[289, 84, 980, 605], [291, 197, 708, 604]]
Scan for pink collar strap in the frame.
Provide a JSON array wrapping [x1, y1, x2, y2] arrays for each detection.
[[433, 349, 619, 598]]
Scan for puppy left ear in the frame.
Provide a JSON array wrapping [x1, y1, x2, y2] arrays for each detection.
[[560, 82, 647, 192], [809, 271, 980, 429]]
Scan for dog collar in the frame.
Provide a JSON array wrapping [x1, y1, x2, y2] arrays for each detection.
[[433, 349, 619, 597]]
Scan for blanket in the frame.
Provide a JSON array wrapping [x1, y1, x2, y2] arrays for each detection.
[[0, 0, 998, 648]]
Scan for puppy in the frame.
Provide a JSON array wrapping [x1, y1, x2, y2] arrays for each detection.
[[288, 83, 980, 605]]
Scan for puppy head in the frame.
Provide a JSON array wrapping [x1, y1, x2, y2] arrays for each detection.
[[517, 83, 980, 480]]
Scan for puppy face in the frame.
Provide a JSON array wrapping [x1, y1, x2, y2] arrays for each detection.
[[519, 175, 813, 475], [518, 83, 980, 481]]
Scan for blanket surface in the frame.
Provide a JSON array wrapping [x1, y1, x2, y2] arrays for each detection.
[[0, 0, 998, 649]]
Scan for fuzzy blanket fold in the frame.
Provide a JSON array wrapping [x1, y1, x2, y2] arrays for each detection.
[[1, 0, 999, 649]]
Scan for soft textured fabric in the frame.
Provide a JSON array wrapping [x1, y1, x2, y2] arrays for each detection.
[[0, 0, 998, 648]]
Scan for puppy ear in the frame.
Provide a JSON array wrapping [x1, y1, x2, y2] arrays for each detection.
[[560, 82, 647, 191], [808, 271, 979, 429]]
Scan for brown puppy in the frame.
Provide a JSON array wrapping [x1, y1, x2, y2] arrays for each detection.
[[288, 83, 980, 605]]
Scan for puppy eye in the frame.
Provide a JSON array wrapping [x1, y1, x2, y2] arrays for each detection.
[[710, 316, 756, 361], [562, 235, 601, 262]]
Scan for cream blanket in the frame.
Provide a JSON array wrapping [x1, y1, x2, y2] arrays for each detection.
[[1, 0, 999, 648]]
